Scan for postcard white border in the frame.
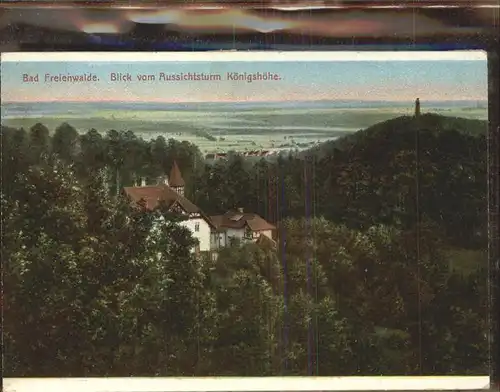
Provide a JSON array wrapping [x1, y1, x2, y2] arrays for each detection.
[[2, 376, 491, 392], [1, 49, 490, 392], [1, 51, 487, 63]]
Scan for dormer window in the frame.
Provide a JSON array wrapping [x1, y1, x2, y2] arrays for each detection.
[[170, 202, 186, 215]]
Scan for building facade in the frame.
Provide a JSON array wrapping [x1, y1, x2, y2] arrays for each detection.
[[210, 208, 276, 249]]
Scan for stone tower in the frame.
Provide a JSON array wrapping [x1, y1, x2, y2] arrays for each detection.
[[415, 98, 421, 117]]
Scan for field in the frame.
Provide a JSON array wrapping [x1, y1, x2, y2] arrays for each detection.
[[1, 103, 488, 154]]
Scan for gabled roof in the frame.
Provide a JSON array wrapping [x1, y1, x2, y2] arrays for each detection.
[[123, 184, 197, 213], [210, 210, 276, 232], [169, 160, 185, 187], [123, 185, 216, 228]]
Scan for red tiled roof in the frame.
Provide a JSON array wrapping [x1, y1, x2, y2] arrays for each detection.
[[169, 160, 185, 187], [210, 210, 276, 232], [123, 185, 197, 213], [123, 185, 216, 229]]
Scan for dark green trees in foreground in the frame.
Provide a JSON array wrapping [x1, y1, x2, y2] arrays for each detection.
[[1, 115, 489, 376]]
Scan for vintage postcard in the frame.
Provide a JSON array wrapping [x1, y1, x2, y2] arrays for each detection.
[[0, 52, 491, 388]]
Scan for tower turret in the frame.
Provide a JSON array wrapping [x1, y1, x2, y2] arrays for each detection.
[[415, 98, 421, 117], [168, 160, 185, 196]]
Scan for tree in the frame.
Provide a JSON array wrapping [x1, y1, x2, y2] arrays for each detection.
[[210, 243, 283, 375], [1, 126, 30, 197], [79, 129, 106, 175], [28, 123, 51, 163], [52, 123, 80, 163], [2, 158, 217, 376], [104, 129, 127, 196], [276, 217, 488, 375]]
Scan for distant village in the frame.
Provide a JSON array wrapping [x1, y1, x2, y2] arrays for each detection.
[[204, 143, 319, 162], [205, 150, 279, 161]]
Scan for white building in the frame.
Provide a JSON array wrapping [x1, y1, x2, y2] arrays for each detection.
[[123, 162, 276, 256], [123, 161, 214, 254], [209, 208, 276, 250]]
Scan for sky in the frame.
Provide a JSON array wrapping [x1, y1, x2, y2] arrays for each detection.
[[1, 56, 488, 103]]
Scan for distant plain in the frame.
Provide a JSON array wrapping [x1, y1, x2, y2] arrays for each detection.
[[1, 101, 488, 153]]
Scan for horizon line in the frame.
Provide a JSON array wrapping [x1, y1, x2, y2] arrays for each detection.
[[1, 98, 488, 105]]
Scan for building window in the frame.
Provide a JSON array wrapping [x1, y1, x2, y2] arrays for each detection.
[[244, 226, 252, 239], [195, 223, 200, 232]]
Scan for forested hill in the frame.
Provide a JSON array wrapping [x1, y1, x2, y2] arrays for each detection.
[[262, 112, 488, 251], [301, 113, 488, 160]]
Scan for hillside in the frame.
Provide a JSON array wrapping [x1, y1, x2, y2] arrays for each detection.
[[301, 113, 488, 160]]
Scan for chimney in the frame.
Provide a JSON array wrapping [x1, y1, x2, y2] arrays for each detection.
[[237, 207, 244, 213], [141, 178, 147, 187], [156, 175, 169, 186]]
